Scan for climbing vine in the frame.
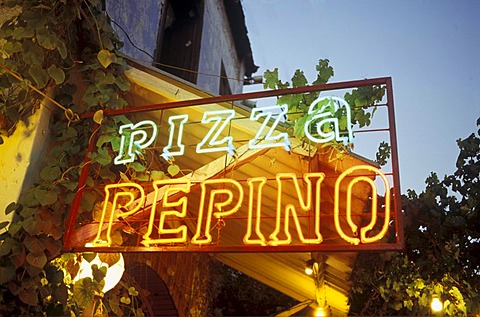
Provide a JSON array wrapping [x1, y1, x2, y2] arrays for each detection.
[[262, 59, 390, 166], [0, 0, 145, 315]]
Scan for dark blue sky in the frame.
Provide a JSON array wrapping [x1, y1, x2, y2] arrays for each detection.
[[243, 0, 480, 192]]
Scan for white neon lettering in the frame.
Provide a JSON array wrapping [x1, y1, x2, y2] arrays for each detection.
[[161, 114, 188, 161], [196, 110, 236, 156], [248, 105, 291, 151], [114, 120, 158, 165], [304, 96, 353, 145]]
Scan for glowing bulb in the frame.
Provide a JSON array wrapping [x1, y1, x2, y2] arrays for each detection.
[[431, 296, 443, 312], [315, 307, 325, 317], [305, 259, 316, 275]]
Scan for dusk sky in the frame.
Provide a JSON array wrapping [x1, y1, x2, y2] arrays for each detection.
[[242, 0, 480, 193]]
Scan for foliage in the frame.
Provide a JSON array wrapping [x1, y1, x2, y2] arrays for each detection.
[[263, 59, 390, 166], [349, 117, 480, 315], [0, 0, 147, 315]]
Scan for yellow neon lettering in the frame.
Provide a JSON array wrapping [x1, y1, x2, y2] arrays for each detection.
[[269, 173, 325, 246], [334, 165, 391, 245], [161, 114, 188, 161], [114, 120, 158, 165], [196, 110, 236, 156], [248, 105, 291, 151], [192, 179, 243, 244], [304, 96, 353, 145], [93, 183, 145, 246], [243, 177, 267, 245], [142, 179, 190, 246]]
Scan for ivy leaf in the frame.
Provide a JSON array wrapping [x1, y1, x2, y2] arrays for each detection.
[[22, 40, 44, 65], [97, 49, 117, 68], [167, 164, 180, 176], [56, 40, 67, 59], [94, 147, 112, 166], [151, 170, 165, 180], [293, 115, 309, 139], [19, 287, 39, 305], [36, 27, 57, 50], [34, 187, 58, 206], [82, 252, 96, 263], [24, 236, 46, 253], [115, 76, 130, 91], [129, 162, 146, 172], [26, 251, 48, 268], [0, 221, 9, 230], [73, 278, 96, 307], [47, 64, 65, 85], [263, 68, 279, 90], [29, 64, 49, 89], [312, 59, 334, 85], [5, 202, 18, 215], [40, 165, 61, 181], [98, 253, 120, 266], [93, 110, 104, 125], [291, 69, 307, 88]]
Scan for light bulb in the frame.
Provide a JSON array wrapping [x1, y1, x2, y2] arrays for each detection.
[[431, 296, 443, 312], [315, 307, 325, 317]]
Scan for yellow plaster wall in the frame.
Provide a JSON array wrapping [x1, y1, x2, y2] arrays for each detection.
[[0, 103, 51, 223]]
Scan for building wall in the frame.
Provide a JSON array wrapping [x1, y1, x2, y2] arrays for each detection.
[[106, 0, 245, 95], [106, 0, 165, 63], [196, 0, 244, 94]]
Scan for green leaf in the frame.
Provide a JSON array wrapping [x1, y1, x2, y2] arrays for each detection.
[[0, 221, 9, 230], [36, 27, 57, 50], [151, 170, 165, 180], [47, 64, 65, 85], [56, 40, 67, 59], [291, 69, 307, 88], [115, 76, 130, 91], [82, 252, 96, 263], [94, 147, 112, 166], [263, 68, 279, 90], [5, 202, 18, 215], [130, 161, 146, 172], [40, 165, 62, 181], [97, 49, 116, 68], [22, 40, 44, 65], [168, 164, 180, 176], [12, 26, 34, 39], [34, 187, 58, 206], [29, 64, 49, 89]]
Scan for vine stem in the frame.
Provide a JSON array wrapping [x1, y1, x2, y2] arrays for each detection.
[[0, 63, 80, 123]]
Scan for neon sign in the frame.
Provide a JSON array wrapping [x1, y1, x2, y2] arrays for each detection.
[[64, 77, 403, 252], [113, 96, 353, 164], [92, 165, 391, 248]]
